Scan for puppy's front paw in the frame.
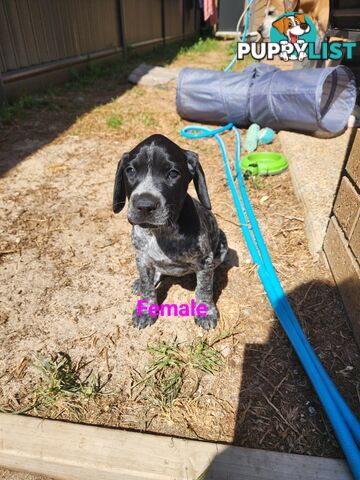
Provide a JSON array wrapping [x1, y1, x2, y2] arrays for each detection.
[[195, 307, 218, 330], [132, 309, 157, 329]]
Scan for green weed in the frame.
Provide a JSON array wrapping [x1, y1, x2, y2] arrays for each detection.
[[106, 113, 123, 129], [133, 339, 224, 410], [1, 352, 108, 418], [0, 94, 61, 125], [189, 339, 224, 374], [178, 37, 220, 57], [138, 112, 157, 127]]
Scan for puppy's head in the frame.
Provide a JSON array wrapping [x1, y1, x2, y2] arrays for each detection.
[[113, 134, 211, 228], [257, 6, 278, 39], [258, 0, 304, 39]]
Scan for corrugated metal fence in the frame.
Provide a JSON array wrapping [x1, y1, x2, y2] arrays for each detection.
[[0, 0, 198, 99]]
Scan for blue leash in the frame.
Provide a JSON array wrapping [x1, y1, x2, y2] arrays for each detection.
[[180, 123, 360, 479]]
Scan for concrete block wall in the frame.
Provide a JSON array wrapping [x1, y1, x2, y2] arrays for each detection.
[[323, 130, 360, 347]]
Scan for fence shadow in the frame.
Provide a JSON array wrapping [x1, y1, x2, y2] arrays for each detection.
[[0, 39, 195, 177], [202, 278, 359, 479]]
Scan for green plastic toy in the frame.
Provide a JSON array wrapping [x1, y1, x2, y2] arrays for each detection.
[[241, 151, 288, 177]]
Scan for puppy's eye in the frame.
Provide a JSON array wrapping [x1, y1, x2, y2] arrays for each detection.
[[168, 170, 180, 179], [126, 166, 136, 176]]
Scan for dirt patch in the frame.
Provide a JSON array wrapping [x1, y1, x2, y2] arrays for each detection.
[[0, 468, 50, 480], [0, 40, 359, 460]]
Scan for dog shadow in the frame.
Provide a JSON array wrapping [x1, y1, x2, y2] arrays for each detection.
[[156, 248, 239, 305]]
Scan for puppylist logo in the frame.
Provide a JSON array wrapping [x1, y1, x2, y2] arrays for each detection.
[[237, 12, 357, 62]]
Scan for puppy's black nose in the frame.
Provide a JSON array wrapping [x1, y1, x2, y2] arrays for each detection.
[[133, 193, 160, 213], [300, 23, 308, 30]]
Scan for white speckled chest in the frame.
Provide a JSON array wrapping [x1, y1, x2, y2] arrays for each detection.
[[132, 225, 202, 276]]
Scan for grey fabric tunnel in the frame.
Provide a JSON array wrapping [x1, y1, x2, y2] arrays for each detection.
[[176, 64, 356, 133]]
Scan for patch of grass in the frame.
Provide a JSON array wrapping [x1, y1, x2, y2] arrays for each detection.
[[138, 112, 157, 127], [147, 339, 223, 376], [0, 352, 109, 418], [132, 339, 224, 410], [0, 36, 222, 127], [226, 39, 238, 58], [147, 365, 184, 409], [134, 38, 198, 67], [0, 94, 61, 125], [178, 37, 220, 57], [147, 343, 185, 373], [64, 62, 126, 91], [221, 39, 254, 71], [106, 113, 123, 129], [61, 38, 195, 93], [132, 85, 146, 96], [32, 352, 101, 398], [247, 174, 267, 190], [189, 339, 224, 374]]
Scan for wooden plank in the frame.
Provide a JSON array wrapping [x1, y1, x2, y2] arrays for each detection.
[[0, 414, 352, 480]]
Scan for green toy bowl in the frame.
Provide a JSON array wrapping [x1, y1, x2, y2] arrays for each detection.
[[241, 152, 288, 177]]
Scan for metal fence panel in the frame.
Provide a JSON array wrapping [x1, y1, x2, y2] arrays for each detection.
[[164, 0, 183, 40], [183, 0, 196, 35], [0, 0, 120, 73], [4, 0, 29, 68], [0, 1, 17, 70], [122, 0, 162, 47], [0, 0, 199, 98]]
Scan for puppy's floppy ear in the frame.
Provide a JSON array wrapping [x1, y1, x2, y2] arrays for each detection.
[[295, 13, 306, 23], [272, 15, 288, 34], [113, 153, 130, 214], [284, 0, 299, 12], [185, 150, 212, 210]]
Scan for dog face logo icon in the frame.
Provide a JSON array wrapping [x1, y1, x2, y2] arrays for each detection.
[[270, 12, 316, 61], [272, 13, 310, 43], [236, 11, 356, 63]]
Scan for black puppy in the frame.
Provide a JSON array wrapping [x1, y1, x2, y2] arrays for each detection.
[[113, 134, 227, 330]]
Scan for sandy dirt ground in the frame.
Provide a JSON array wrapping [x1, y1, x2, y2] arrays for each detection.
[[0, 40, 359, 478], [0, 469, 50, 480]]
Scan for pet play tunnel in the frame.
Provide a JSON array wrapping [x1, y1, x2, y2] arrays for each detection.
[[176, 64, 356, 133]]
